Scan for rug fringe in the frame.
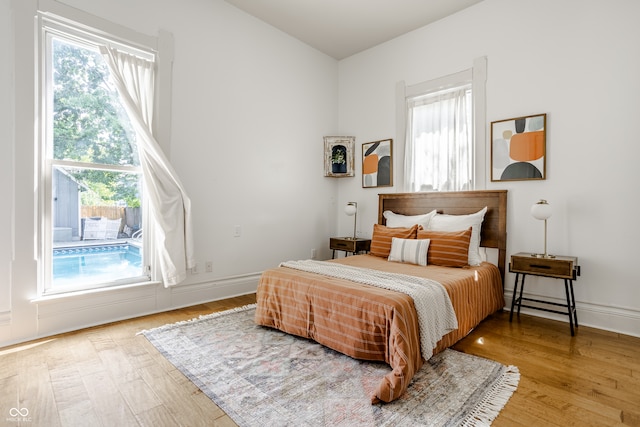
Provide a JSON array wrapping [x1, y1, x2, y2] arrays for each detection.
[[460, 365, 520, 427], [136, 303, 257, 336]]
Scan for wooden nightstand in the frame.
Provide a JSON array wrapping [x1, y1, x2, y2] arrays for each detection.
[[330, 237, 371, 259], [509, 252, 580, 335]]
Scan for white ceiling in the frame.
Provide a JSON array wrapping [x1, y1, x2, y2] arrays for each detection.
[[224, 0, 484, 60]]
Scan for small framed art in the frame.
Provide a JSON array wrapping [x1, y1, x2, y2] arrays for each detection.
[[491, 113, 546, 181], [324, 136, 355, 177], [362, 138, 393, 188]]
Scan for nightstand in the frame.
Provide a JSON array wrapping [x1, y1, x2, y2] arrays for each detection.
[[509, 252, 580, 335], [330, 237, 371, 259]]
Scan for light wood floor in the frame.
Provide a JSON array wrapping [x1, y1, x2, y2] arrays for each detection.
[[1, 294, 639, 426]]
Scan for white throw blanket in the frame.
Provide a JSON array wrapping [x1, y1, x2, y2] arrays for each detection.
[[280, 260, 458, 359]]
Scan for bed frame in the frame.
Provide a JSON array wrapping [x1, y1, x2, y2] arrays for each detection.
[[378, 190, 508, 281]]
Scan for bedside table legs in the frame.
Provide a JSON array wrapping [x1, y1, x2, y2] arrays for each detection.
[[509, 273, 578, 336], [509, 273, 524, 322], [564, 279, 578, 335]]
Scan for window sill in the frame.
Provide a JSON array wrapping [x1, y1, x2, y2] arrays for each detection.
[[31, 280, 162, 305]]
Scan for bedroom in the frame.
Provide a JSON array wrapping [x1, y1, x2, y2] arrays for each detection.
[[1, 0, 639, 424]]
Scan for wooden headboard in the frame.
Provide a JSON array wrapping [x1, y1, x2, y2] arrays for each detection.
[[378, 190, 508, 281]]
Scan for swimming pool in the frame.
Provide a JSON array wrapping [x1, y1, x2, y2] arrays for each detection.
[[53, 243, 143, 286]]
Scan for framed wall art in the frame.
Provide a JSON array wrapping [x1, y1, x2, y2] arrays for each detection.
[[324, 136, 355, 177], [362, 138, 393, 188], [491, 113, 546, 181]]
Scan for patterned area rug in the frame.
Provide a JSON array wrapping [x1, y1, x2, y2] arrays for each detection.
[[141, 305, 519, 427]]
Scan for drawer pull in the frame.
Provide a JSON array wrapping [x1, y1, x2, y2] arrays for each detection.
[[530, 264, 551, 269]]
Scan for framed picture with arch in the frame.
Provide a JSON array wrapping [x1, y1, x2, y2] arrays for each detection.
[[491, 113, 546, 181], [324, 136, 355, 177], [362, 138, 393, 188]]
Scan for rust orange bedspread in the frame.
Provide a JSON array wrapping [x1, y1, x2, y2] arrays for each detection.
[[254, 254, 504, 403]]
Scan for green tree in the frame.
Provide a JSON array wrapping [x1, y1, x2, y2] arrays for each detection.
[[53, 38, 141, 206]]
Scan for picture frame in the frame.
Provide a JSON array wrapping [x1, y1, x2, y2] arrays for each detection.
[[491, 113, 546, 181], [362, 138, 393, 188], [324, 136, 355, 177]]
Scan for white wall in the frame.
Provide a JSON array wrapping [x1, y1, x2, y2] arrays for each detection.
[[0, 0, 14, 335], [337, 0, 640, 336], [3, 0, 339, 346], [4, 0, 639, 347]]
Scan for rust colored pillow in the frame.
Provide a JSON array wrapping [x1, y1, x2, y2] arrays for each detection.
[[417, 227, 472, 267], [370, 224, 418, 258]]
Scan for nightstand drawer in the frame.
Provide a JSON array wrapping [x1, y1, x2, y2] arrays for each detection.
[[330, 238, 358, 252], [329, 238, 371, 257], [510, 252, 578, 279]]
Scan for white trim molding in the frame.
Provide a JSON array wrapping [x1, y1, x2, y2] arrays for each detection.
[[504, 290, 640, 339], [395, 56, 488, 192], [0, 273, 262, 347]]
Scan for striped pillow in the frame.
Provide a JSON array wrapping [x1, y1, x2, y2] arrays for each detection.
[[388, 237, 430, 266], [417, 227, 472, 267], [428, 207, 487, 266], [370, 224, 418, 258]]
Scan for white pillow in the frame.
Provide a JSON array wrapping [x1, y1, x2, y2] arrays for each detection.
[[383, 209, 437, 229], [388, 237, 430, 266], [427, 207, 487, 266]]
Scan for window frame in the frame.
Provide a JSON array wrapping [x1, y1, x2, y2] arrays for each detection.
[[395, 57, 487, 192], [37, 13, 159, 295], [406, 83, 473, 192]]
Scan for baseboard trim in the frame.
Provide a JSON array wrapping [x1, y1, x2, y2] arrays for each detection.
[[1, 273, 261, 348], [504, 290, 640, 338], [169, 273, 260, 308]]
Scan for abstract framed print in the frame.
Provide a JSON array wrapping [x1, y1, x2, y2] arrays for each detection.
[[491, 114, 546, 181], [362, 139, 393, 188]]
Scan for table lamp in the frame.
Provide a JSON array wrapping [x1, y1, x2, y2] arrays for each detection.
[[344, 202, 358, 240], [531, 199, 554, 258]]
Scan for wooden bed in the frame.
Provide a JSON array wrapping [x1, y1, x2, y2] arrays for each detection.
[[255, 190, 508, 403]]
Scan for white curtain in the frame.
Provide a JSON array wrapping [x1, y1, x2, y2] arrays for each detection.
[[100, 46, 194, 287], [403, 87, 472, 192]]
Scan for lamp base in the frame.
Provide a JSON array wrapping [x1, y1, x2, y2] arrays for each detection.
[[344, 236, 358, 240], [531, 253, 556, 259]]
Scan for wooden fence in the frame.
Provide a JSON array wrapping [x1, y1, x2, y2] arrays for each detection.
[[81, 206, 124, 220], [81, 206, 141, 228]]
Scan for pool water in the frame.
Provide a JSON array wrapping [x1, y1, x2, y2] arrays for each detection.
[[53, 244, 143, 286]]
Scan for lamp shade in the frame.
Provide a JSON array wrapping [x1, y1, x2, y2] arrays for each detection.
[[345, 202, 357, 216], [531, 199, 552, 220]]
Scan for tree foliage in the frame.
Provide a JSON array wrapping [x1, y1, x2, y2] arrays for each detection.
[[52, 38, 141, 206]]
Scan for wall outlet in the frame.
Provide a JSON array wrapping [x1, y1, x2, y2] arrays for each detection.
[[311, 248, 317, 259], [234, 225, 242, 237], [191, 263, 199, 274], [205, 261, 213, 272]]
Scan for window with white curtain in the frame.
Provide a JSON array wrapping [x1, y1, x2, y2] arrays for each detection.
[[399, 58, 487, 193], [405, 84, 473, 192], [38, 12, 193, 294], [40, 17, 153, 294]]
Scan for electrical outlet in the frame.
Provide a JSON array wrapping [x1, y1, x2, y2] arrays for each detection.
[[205, 261, 213, 272], [311, 249, 317, 259], [234, 225, 242, 237], [191, 263, 199, 274]]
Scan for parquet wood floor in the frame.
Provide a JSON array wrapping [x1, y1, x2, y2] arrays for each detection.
[[1, 293, 638, 426]]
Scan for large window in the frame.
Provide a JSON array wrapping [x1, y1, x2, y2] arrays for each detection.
[[41, 18, 153, 294]]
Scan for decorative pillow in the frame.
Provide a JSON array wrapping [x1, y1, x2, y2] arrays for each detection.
[[417, 227, 472, 267], [427, 207, 487, 266], [388, 237, 430, 266], [383, 209, 437, 229], [370, 224, 418, 258]]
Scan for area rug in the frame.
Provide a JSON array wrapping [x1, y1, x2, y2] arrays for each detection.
[[140, 305, 519, 427]]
